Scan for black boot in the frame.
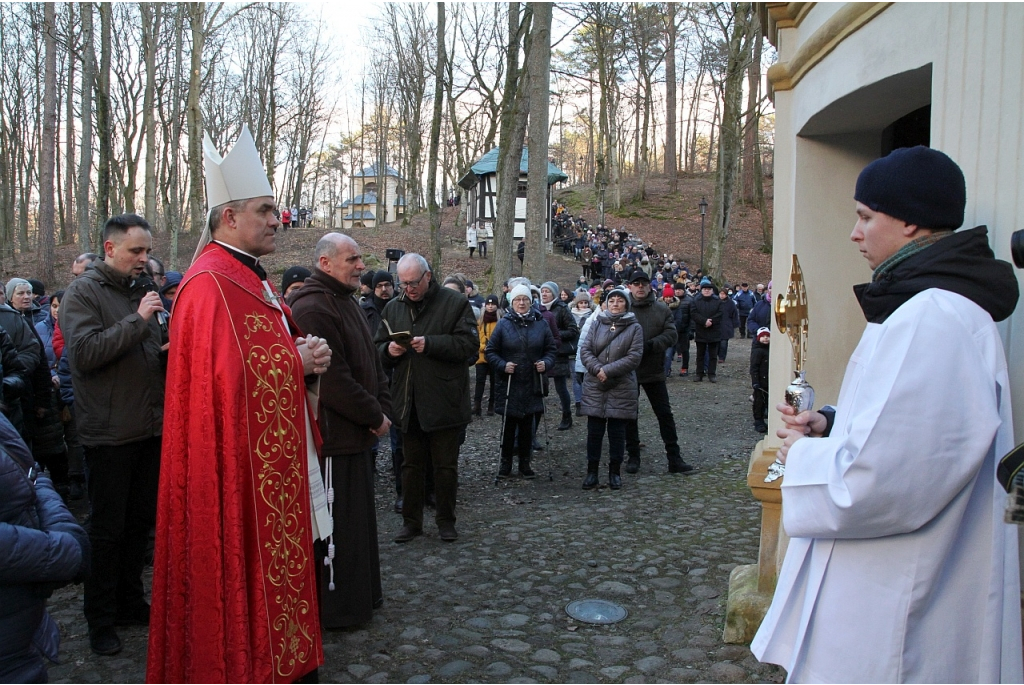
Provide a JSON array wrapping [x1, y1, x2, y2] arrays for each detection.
[[498, 453, 513, 479], [625, 453, 641, 474], [582, 463, 599, 490], [473, 400, 482, 417], [575, 402, 582, 417], [519, 456, 536, 479], [668, 456, 696, 474], [557, 412, 572, 431], [487, 399, 495, 416], [609, 462, 622, 490]]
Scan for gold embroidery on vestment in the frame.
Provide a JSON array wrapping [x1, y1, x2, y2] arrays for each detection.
[[243, 312, 314, 679]]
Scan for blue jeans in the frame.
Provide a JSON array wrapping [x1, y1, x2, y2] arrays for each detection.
[[573, 371, 584, 403]]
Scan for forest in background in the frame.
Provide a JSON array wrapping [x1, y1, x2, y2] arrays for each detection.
[[0, 2, 774, 287]]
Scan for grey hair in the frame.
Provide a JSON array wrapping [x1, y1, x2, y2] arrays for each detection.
[[397, 253, 430, 275]]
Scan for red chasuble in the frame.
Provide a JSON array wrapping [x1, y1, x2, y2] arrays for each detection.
[[147, 243, 323, 683]]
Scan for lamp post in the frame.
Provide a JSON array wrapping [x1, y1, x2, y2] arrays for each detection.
[[598, 178, 606, 229], [699, 196, 708, 273]]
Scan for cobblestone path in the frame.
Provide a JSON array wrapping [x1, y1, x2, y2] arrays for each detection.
[[47, 337, 785, 683]]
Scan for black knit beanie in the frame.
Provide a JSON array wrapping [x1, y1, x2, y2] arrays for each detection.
[[360, 270, 376, 288], [854, 146, 966, 229], [281, 266, 311, 294], [372, 270, 394, 289]]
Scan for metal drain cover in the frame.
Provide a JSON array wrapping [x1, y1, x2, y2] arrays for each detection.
[[565, 599, 628, 624]]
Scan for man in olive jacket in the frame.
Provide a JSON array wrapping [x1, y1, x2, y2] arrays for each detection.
[[623, 269, 693, 475], [375, 253, 477, 543], [59, 213, 166, 657], [290, 233, 391, 629]]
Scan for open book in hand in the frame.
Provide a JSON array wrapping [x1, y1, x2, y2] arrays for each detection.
[[383, 320, 414, 347]]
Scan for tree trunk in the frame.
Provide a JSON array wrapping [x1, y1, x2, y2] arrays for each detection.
[[425, 3, 446, 276], [705, 3, 751, 283], [492, 2, 531, 293], [38, 1, 58, 284], [741, 11, 761, 204], [78, 2, 95, 250], [95, 2, 111, 233], [63, 6, 76, 245], [187, 2, 206, 233], [168, 4, 184, 267], [142, 3, 161, 225], [524, 2, 551, 283], [664, 3, 677, 192]]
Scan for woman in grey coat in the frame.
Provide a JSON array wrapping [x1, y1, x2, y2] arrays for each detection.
[[578, 288, 643, 490]]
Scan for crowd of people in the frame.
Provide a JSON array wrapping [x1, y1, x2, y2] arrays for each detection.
[[2, 135, 1019, 684]]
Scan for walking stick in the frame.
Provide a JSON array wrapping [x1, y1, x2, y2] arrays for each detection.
[[493, 372, 514, 486], [540, 402, 553, 481]]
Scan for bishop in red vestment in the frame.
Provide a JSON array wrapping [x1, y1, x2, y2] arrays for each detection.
[[147, 241, 325, 683]]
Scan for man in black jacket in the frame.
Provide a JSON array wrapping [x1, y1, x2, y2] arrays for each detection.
[[623, 269, 693, 475], [692, 278, 724, 384], [376, 254, 477, 543], [60, 213, 166, 657], [690, 277, 723, 382]]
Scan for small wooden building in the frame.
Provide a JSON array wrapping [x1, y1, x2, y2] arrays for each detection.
[[458, 147, 567, 240]]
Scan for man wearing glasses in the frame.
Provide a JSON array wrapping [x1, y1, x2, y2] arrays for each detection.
[[375, 253, 477, 543]]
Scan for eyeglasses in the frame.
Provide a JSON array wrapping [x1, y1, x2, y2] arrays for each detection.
[[375, 281, 394, 289], [398, 272, 428, 289]]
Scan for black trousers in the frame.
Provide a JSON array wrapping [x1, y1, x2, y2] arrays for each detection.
[[401, 406, 460, 529], [474, 363, 495, 409], [753, 386, 769, 423], [695, 341, 720, 377], [83, 436, 160, 629], [501, 413, 536, 469], [625, 380, 681, 460], [587, 416, 626, 465], [738, 315, 749, 337]]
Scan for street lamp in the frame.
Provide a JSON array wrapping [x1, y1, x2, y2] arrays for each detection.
[[698, 196, 708, 273], [598, 179, 606, 229]]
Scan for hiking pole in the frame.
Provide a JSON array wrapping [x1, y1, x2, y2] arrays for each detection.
[[543, 407, 553, 481], [493, 372, 514, 486]]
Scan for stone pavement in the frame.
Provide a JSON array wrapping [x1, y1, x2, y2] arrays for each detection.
[[46, 337, 785, 683]]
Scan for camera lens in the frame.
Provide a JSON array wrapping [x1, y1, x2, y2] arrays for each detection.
[[1012, 230, 1024, 269]]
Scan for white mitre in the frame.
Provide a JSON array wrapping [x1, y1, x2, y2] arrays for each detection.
[[192, 124, 275, 264]]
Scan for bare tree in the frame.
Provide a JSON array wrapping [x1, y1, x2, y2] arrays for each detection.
[[77, 2, 95, 250], [426, 3, 446, 275], [704, 3, 753, 283], [38, 1, 58, 283], [524, 2, 551, 282], [491, 2, 532, 293], [663, 3, 678, 191]]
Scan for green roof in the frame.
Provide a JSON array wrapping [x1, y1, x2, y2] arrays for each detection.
[[470, 147, 568, 186]]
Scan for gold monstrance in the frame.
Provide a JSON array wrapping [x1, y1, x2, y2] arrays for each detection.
[[775, 254, 815, 412], [765, 254, 814, 483]]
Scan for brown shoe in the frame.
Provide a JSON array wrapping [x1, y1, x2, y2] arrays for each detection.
[[438, 522, 459, 542], [393, 525, 422, 543]]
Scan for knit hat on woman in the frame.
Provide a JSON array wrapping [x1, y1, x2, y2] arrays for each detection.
[[508, 284, 533, 303], [4, 278, 30, 302], [605, 287, 630, 308]]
